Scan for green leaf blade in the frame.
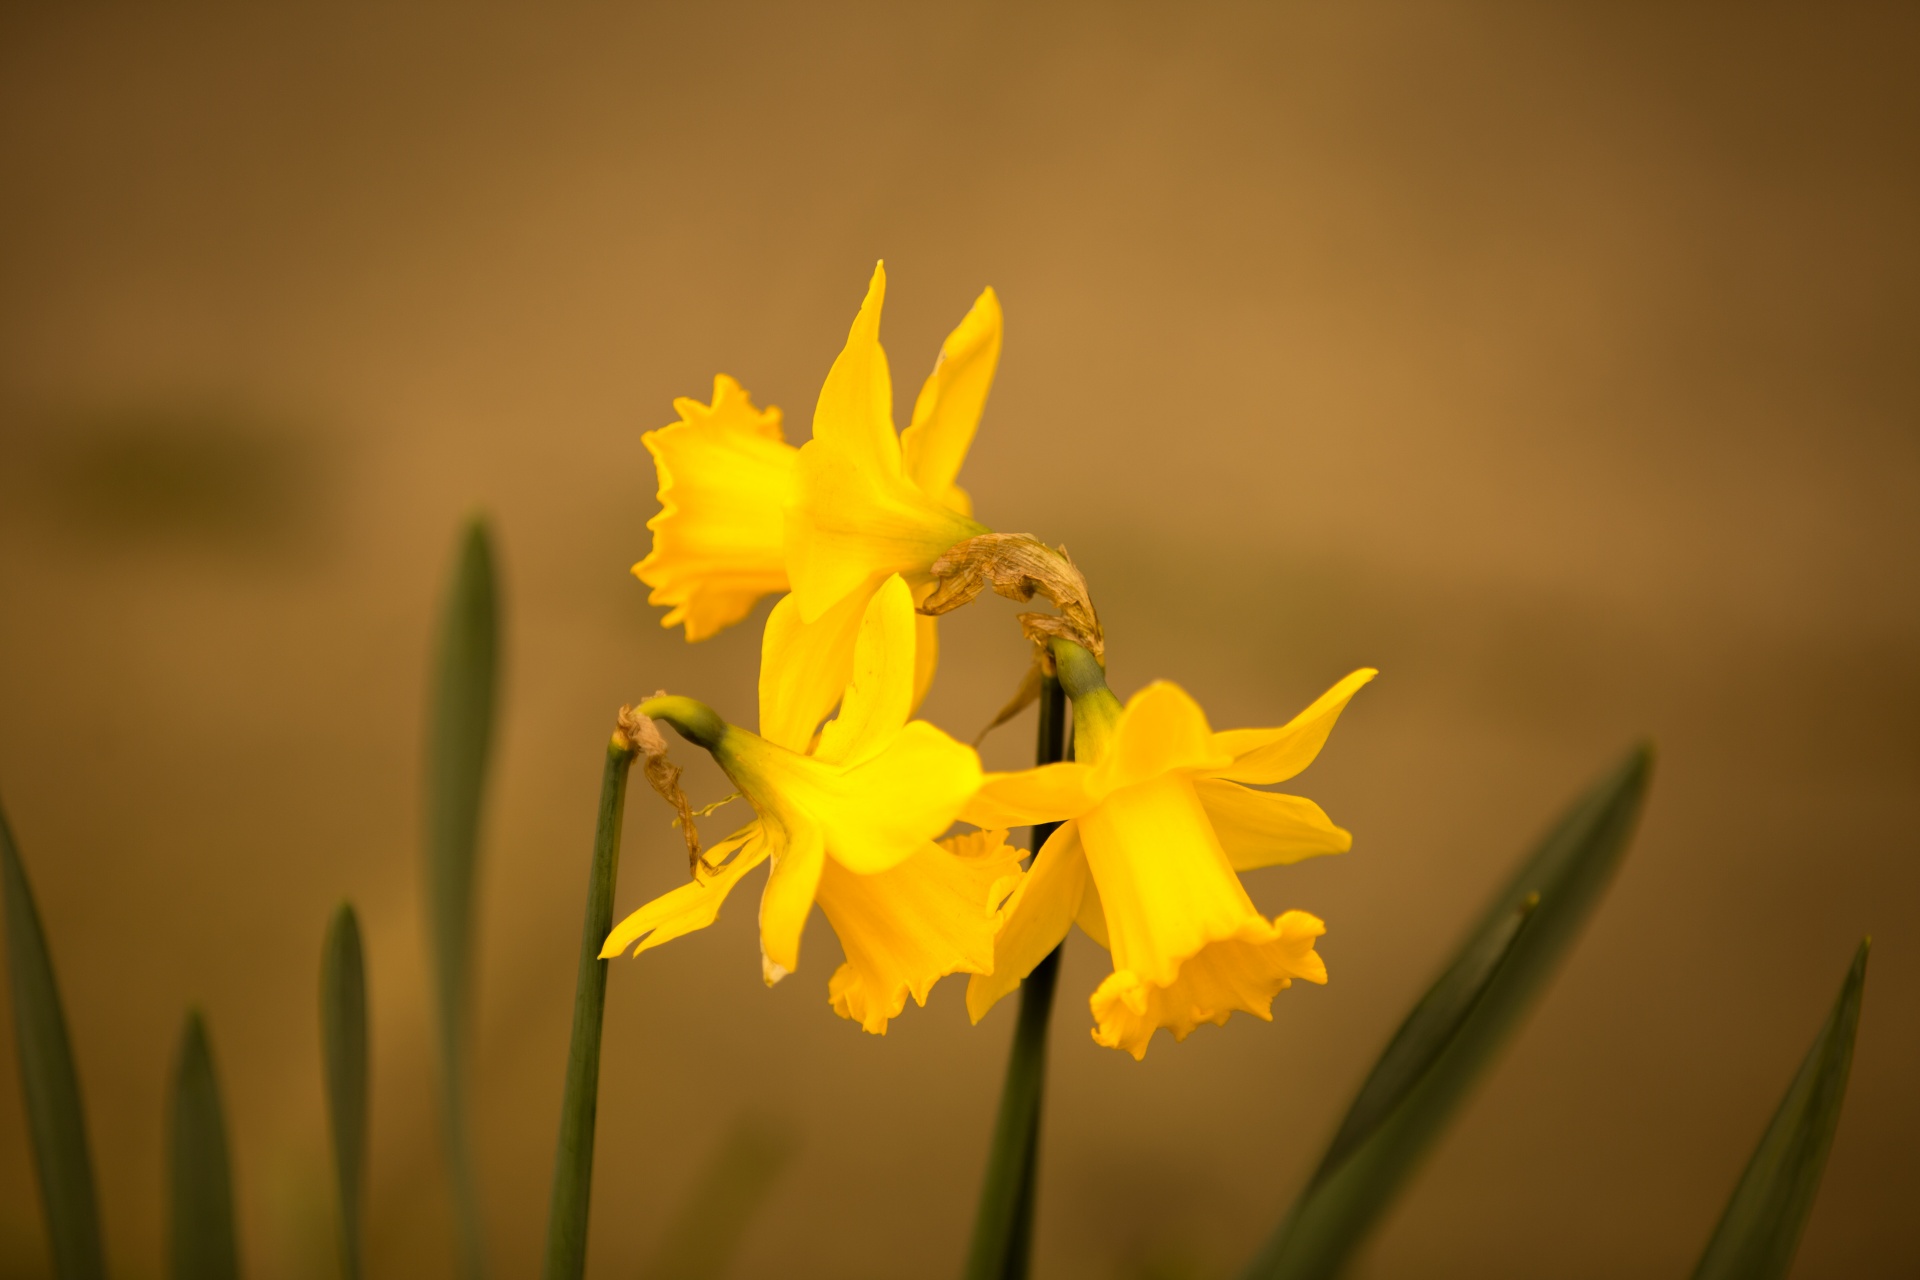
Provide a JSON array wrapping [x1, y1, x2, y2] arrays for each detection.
[[1244, 743, 1654, 1280], [1, 799, 109, 1280], [321, 904, 369, 1280], [1309, 893, 1536, 1186], [425, 516, 500, 1280], [540, 735, 637, 1280], [169, 1011, 240, 1280], [1691, 938, 1869, 1280]]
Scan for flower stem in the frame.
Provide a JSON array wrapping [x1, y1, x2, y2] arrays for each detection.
[[541, 730, 640, 1280], [964, 672, 1069, 1280]]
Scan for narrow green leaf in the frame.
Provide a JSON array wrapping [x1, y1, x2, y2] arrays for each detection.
[[169, 1011, 240, 1280], [1691, 938, 1869, 1280], [1, 798, 108, 1280], [1311, 894, 1537, 1182], [637, 1113, 799, 1280], [964, 675, 1069, 1280], [541, 734, 638, 1280], [1243, 743, 1654, 1280], [425, 516, 499, 1280], [320, 903, 368, 1280]]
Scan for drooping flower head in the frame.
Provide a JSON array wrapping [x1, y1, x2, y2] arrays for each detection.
[[633, 262, 1004, 746], [602, 574, 1023, 1034], [966, 642, 1374, 1059]]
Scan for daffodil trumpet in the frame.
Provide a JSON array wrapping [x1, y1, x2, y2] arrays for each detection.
[[964, 640, 1376, 1059], [601, 575, 1025, 1034]]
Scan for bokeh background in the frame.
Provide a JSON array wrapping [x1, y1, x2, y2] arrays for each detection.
[[1, 4, 1915, 1277]]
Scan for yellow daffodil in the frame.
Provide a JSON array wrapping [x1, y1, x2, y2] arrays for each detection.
[[632, 375, 795, 641], [965, 643, 1375, 1059], [632, 262, 1002, 747], [601, 574, 1022, 1034]]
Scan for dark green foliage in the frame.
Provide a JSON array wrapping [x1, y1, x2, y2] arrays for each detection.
[[425, 516, 500, 1280], [1, 799, 108, 1280], [321, 904, 369, 1280], [168, 1012, 239, 1280], [1242, 744, 1654, 1280], [1691, 939, 1869, 1280]]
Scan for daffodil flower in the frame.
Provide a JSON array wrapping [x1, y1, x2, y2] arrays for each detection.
[[631, 374, 795, 641], [965, 643, 1375, 1059], [601, 574, 1021, 1034], [632, 262, 1002, 747]]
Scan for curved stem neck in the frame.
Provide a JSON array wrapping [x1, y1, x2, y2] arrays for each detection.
[[635, 695, 727, 751], [1049, 639, 1121, 763]]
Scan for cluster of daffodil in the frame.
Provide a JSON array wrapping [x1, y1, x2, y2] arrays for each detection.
[[603, 263, 1374, 1058]]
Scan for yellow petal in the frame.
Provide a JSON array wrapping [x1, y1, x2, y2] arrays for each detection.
[[812, 721, 984, 874], [809, 262, 900, 492], [912, 610, 939, 716], [633, 376, 796, 641], [758, 825, 823, 984], [1074, 869, 1110, 949], [1208, 669, 1377, 785], [718, 719, 983, 880], [757, 588, 869, 754], [814, 575, 917, 767], [1193, 778, 1352, 871], [961, 762, 1096, 829], [966, 822, 1088, 1023], [1089, 681, 1233, 798], [599, 828, 768, 958], [1077, 774, 1261, 989], [1089, 911, 1327, 1060], [784, 266, 990, 622], [900, 286, 1002, 512], [786, 439, 983, 622], [818, 828, 1024, 1034]]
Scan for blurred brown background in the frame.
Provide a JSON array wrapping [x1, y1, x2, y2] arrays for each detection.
[[1, 3, 1915, 1277]]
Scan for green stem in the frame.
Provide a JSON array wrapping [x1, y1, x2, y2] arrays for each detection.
[[636, 695, 727, 751], [1049, 640, 1119, 761], [541, 731, 640, 1280], [963, 673, 1069, 1280]]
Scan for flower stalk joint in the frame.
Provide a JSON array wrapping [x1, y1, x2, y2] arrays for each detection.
[[621, 695, 722, 875]]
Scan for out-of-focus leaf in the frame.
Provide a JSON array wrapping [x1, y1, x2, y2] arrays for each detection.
[[321, 904, 368, 1280], [1691, 938, 1869, 1280], [1, 798, 108, 1280], [1243, 743, 1654, 1280], [964, 677, 1069, 1280], [638, 1113, 800, 1280], [541, 735, 638, 1280], [169, 1011, 239, 1280], [425, 516, 499, 1280]]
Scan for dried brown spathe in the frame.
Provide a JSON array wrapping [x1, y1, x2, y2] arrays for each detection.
[[921, 533, 1104, 739], [617, 701, 710, 875]]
